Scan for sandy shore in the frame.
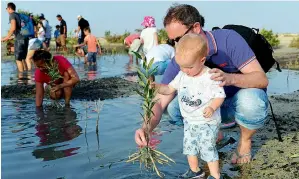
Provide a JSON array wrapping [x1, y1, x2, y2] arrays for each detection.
[[218, 90, 299, 179], [240, 91, 299, 178]]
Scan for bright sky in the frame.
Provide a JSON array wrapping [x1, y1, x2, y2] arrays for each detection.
[[1, 1, 299, 37]]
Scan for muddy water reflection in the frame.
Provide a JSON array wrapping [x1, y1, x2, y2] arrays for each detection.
[[33, 107, 82, 161]]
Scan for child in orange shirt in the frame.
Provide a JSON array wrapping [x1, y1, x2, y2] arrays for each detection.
[[74, 27, 101, 66]]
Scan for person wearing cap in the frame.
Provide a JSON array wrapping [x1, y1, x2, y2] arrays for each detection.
[[29, 13, 37, 37], [76, 15, 89, 44], [56, 14, 67, 52], [124, 33, 141, 62], [39, 13, 52, 49], [140, 16, 159, 55]]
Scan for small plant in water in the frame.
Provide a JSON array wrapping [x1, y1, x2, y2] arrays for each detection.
[[126, 52, 175, 178], [45, 54, 63, 108], [94, 99, 104, 134]]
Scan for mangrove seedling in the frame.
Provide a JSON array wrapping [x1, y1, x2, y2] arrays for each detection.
[[126, 52, 175, 178], [94, 99, 104, 134], [45, 54, 63, 108]]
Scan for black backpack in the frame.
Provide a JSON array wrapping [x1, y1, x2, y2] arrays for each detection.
[[221, 24, 281, 73], [214, 25, 283, 142]]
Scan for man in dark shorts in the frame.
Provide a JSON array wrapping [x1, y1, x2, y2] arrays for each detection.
[[2, 2, 28, 72], [56, 14, 67, 51], [76, 15, 89, 44]]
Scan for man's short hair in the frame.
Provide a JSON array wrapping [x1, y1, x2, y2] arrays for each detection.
[[56, 14, 62, 18], [163, 4, 205, 28], [7, 2, 16, 11], [56, 25, 60, 28], [84, 27, 91, 33]]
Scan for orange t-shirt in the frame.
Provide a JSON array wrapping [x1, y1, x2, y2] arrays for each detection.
[[84, 34, 97, 52]]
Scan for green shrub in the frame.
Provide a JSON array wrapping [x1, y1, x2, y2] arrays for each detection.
[[289, 37, 299, 48], [17, 9, 39, 23], [104, 30, 131, 43], [158, 29, 168, 43], [260, 28, 280, 48]]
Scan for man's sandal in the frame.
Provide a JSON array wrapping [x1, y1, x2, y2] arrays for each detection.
[[231, 149, 252, 164]]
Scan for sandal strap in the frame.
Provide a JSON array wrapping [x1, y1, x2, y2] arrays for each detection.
[[235, 149, 251, 158]]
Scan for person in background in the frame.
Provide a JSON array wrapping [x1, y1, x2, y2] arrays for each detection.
[[2, 2, 29, 72], [124, 33, 142, 63], [75, 46, 88, 64], [25, 38, 43, 71], [37, 22, 46, 48], [74, 27, 102, 66], [39, 13, 52, 49], [56, 14, 67, 52], [33, 50, 80, 107], [54, 25, 61, 52], [29, 13, 37, 37], [77, 15, 89, 44], [140, 16, 159, 55], [141, 43, 175, 81]]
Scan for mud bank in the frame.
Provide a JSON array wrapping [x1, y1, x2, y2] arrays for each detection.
[[1, 77, 138, 100], [219, 90, 299, 179]]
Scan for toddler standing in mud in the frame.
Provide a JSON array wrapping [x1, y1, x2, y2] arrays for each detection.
[[74, 27, 101, 66], [154, 33, 226, 179]]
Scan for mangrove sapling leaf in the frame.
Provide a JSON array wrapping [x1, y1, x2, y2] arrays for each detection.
[[149, 66, 158, 76], [148, 57, 155, 69], [132, 51, 142, 60], [135, 89, 145, 98], [126, 52, 175, 178], [138, 80, 146, 88], [137, 69, 147, 83], [142, 56, 147, 70]]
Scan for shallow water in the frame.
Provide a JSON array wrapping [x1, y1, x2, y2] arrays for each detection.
[[1, 97, 190, 179], [1, 55, 138, 86], [1, 55, 299, 95], [2, 56, 299, 178]]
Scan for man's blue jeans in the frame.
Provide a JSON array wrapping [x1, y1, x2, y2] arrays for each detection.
[[167, 88, 269, 130]]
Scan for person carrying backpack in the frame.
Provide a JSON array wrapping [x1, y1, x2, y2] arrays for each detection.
[[2, 2, 32, 72], [134, 4, 273, 177]]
